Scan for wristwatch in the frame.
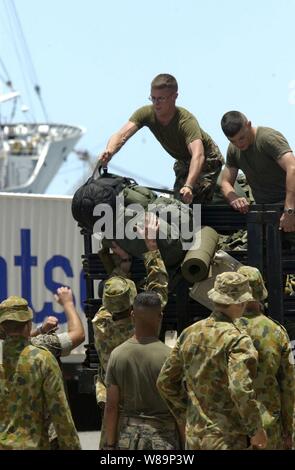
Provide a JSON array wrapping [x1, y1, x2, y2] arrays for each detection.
[[183, 184, 194, 191], [284, 208, 295, 215]]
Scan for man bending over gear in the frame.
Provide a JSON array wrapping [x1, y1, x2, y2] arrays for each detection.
[[98, 73, 223, 204]]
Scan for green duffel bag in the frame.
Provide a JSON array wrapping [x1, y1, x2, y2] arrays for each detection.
[[150, 195, 192, 228], [121, 185, 157, 208], [101, 196, 192, 268], [102, 211, 185, 268]]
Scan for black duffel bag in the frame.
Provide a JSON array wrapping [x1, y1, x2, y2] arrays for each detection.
[[71, 165, 137, 231]]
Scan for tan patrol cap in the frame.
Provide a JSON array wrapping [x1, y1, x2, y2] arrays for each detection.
[[208, 272, 254, 305], [103, 276, 136, 314], [0, 296, 33, 324]]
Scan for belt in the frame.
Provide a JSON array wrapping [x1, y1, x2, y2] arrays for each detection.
[[122, 416, 176, 430]]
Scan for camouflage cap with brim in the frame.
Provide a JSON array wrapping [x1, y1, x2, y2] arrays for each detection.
[[103, 276, 136, 314], [208, 272, 254, 305], [237, 266, 268, 301], [0, 296, 33, 323]]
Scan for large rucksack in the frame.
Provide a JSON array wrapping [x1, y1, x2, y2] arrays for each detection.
[[71, 166, 138, 231]]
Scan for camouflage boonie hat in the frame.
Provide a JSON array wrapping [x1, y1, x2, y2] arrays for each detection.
[[208, 272, 254, 305], [0, 296, 33, 324], [237, 266, 268, 301], [103, 276, 136, 314]]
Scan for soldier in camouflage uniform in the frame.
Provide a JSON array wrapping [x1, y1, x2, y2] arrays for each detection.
[[0, 296, 81, 450], [104, 291, 180, 451], [0, 288, 84, 449], [29, 287, 85, 449], [237, 266, 295, 450], [157, 272, 268, 450], [98, 73, 223, 204], [92, 274, 136, 407]]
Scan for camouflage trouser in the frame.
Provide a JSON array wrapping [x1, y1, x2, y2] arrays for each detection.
[[48, 422, 59, 449], [262, 419, 285, 450], [265, 427, 283, 450], [186, 433, 248, 450], [118, 418, 180, 450], [173, 141, 223, 204]]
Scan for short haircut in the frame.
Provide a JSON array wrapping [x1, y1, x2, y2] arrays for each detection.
[[221, 111, 248, 138], [151, 74, 178, 92], [133, 291, 161, 310]]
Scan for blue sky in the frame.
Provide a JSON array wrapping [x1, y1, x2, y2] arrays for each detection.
[[1, 0, 295, 194]]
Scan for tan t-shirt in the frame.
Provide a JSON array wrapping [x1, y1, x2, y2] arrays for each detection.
[[106, 337, 173, 421], [226, 127, 292, 203]]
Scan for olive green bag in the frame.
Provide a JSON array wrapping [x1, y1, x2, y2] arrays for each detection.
[[102, 194, 192, 268], [121, 185, 157, 208]]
